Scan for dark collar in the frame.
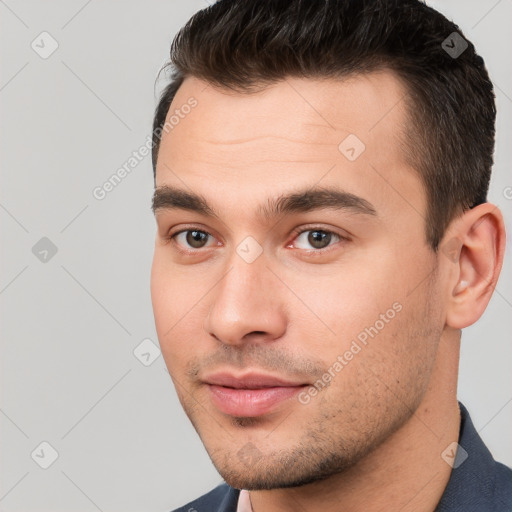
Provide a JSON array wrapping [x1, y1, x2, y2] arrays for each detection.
[[435, 401, 512, 511]]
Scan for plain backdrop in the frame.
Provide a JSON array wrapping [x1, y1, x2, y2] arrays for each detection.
[[1, 1, 511, 511]]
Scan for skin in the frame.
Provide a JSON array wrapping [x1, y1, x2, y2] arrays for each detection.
[[150, 71, 505, 512]]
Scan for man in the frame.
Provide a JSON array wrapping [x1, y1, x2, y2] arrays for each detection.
[[149, 0, 511, 510]]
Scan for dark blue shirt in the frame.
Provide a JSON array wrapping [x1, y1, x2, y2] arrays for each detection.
[[172, 402, 512, 511]]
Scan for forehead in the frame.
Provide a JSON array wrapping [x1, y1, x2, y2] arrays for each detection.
[[160, 72, 409, 156], [155, 72, 424, 227]]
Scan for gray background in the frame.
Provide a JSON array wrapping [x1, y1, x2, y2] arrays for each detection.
[[0, 1, 511, 511]]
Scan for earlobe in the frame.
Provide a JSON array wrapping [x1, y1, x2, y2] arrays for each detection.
[[444, 203, 505, 330]]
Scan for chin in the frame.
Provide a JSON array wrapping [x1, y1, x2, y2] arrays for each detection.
[[210, 444, 367, 491]]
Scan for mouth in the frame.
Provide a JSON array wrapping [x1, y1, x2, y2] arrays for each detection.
[[203, 372, 309, 417]]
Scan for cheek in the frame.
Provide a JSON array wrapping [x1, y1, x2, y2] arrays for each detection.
[[151, 253, 201, 328], [280, 256, 433, 393], [150, 258, 172, 336], [280, 261, 402, 352], [150, 255, 192, 368]]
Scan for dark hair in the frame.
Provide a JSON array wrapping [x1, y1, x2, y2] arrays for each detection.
[[152, 0, 496, 251]]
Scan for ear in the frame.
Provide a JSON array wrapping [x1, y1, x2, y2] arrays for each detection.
[[441, 203, 506, 329]]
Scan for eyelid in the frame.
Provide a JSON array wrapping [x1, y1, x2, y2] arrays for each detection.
[[166, 223, 217, 240], [289, 224, 350, 238]]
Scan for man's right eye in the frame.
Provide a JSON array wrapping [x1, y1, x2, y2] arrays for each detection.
[[168, 229, 216, 251]]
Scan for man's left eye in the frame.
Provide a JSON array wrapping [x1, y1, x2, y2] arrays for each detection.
[[292, 230, 341, 250]]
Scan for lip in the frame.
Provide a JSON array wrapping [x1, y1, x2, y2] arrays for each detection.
[[203, 372, 308, 417]]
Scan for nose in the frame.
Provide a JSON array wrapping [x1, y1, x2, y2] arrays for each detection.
[[204, 253, 287, 347]]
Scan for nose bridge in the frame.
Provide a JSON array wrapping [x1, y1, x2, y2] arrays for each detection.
[[205, 249, 286, 345]]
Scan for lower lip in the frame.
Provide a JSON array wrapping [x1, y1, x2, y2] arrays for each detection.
[[207, 384, 305, 417]]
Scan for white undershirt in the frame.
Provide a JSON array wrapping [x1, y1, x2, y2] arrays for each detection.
[[236, 489, 253, 512]]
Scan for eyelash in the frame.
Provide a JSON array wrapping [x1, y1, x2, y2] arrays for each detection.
[[164, 226, 348, 254]]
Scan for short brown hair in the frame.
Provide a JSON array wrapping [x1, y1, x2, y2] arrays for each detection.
[[152, 0, 496, 251]]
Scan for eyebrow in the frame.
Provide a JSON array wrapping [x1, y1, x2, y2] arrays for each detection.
[[151, 185, 377, 221]]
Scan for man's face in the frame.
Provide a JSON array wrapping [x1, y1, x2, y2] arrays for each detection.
[[151, 72, 446, 489]]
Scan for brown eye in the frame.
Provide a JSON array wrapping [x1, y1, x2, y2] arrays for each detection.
[[308, 230, 332, 249], [171, 230, 213, 250], [185, 230, 209, 248], [293, 229, 340, 250]]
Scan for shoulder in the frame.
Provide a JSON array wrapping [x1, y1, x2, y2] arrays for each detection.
[[491, 461, 512, 508], [170, 483, 240, 512], [436, 402, 512, 511]]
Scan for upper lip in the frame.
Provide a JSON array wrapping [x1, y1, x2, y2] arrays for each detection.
[[203, 372, 308, 389]]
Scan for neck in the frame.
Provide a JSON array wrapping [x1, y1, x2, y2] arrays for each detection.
[[249, 334, 461, 512]]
